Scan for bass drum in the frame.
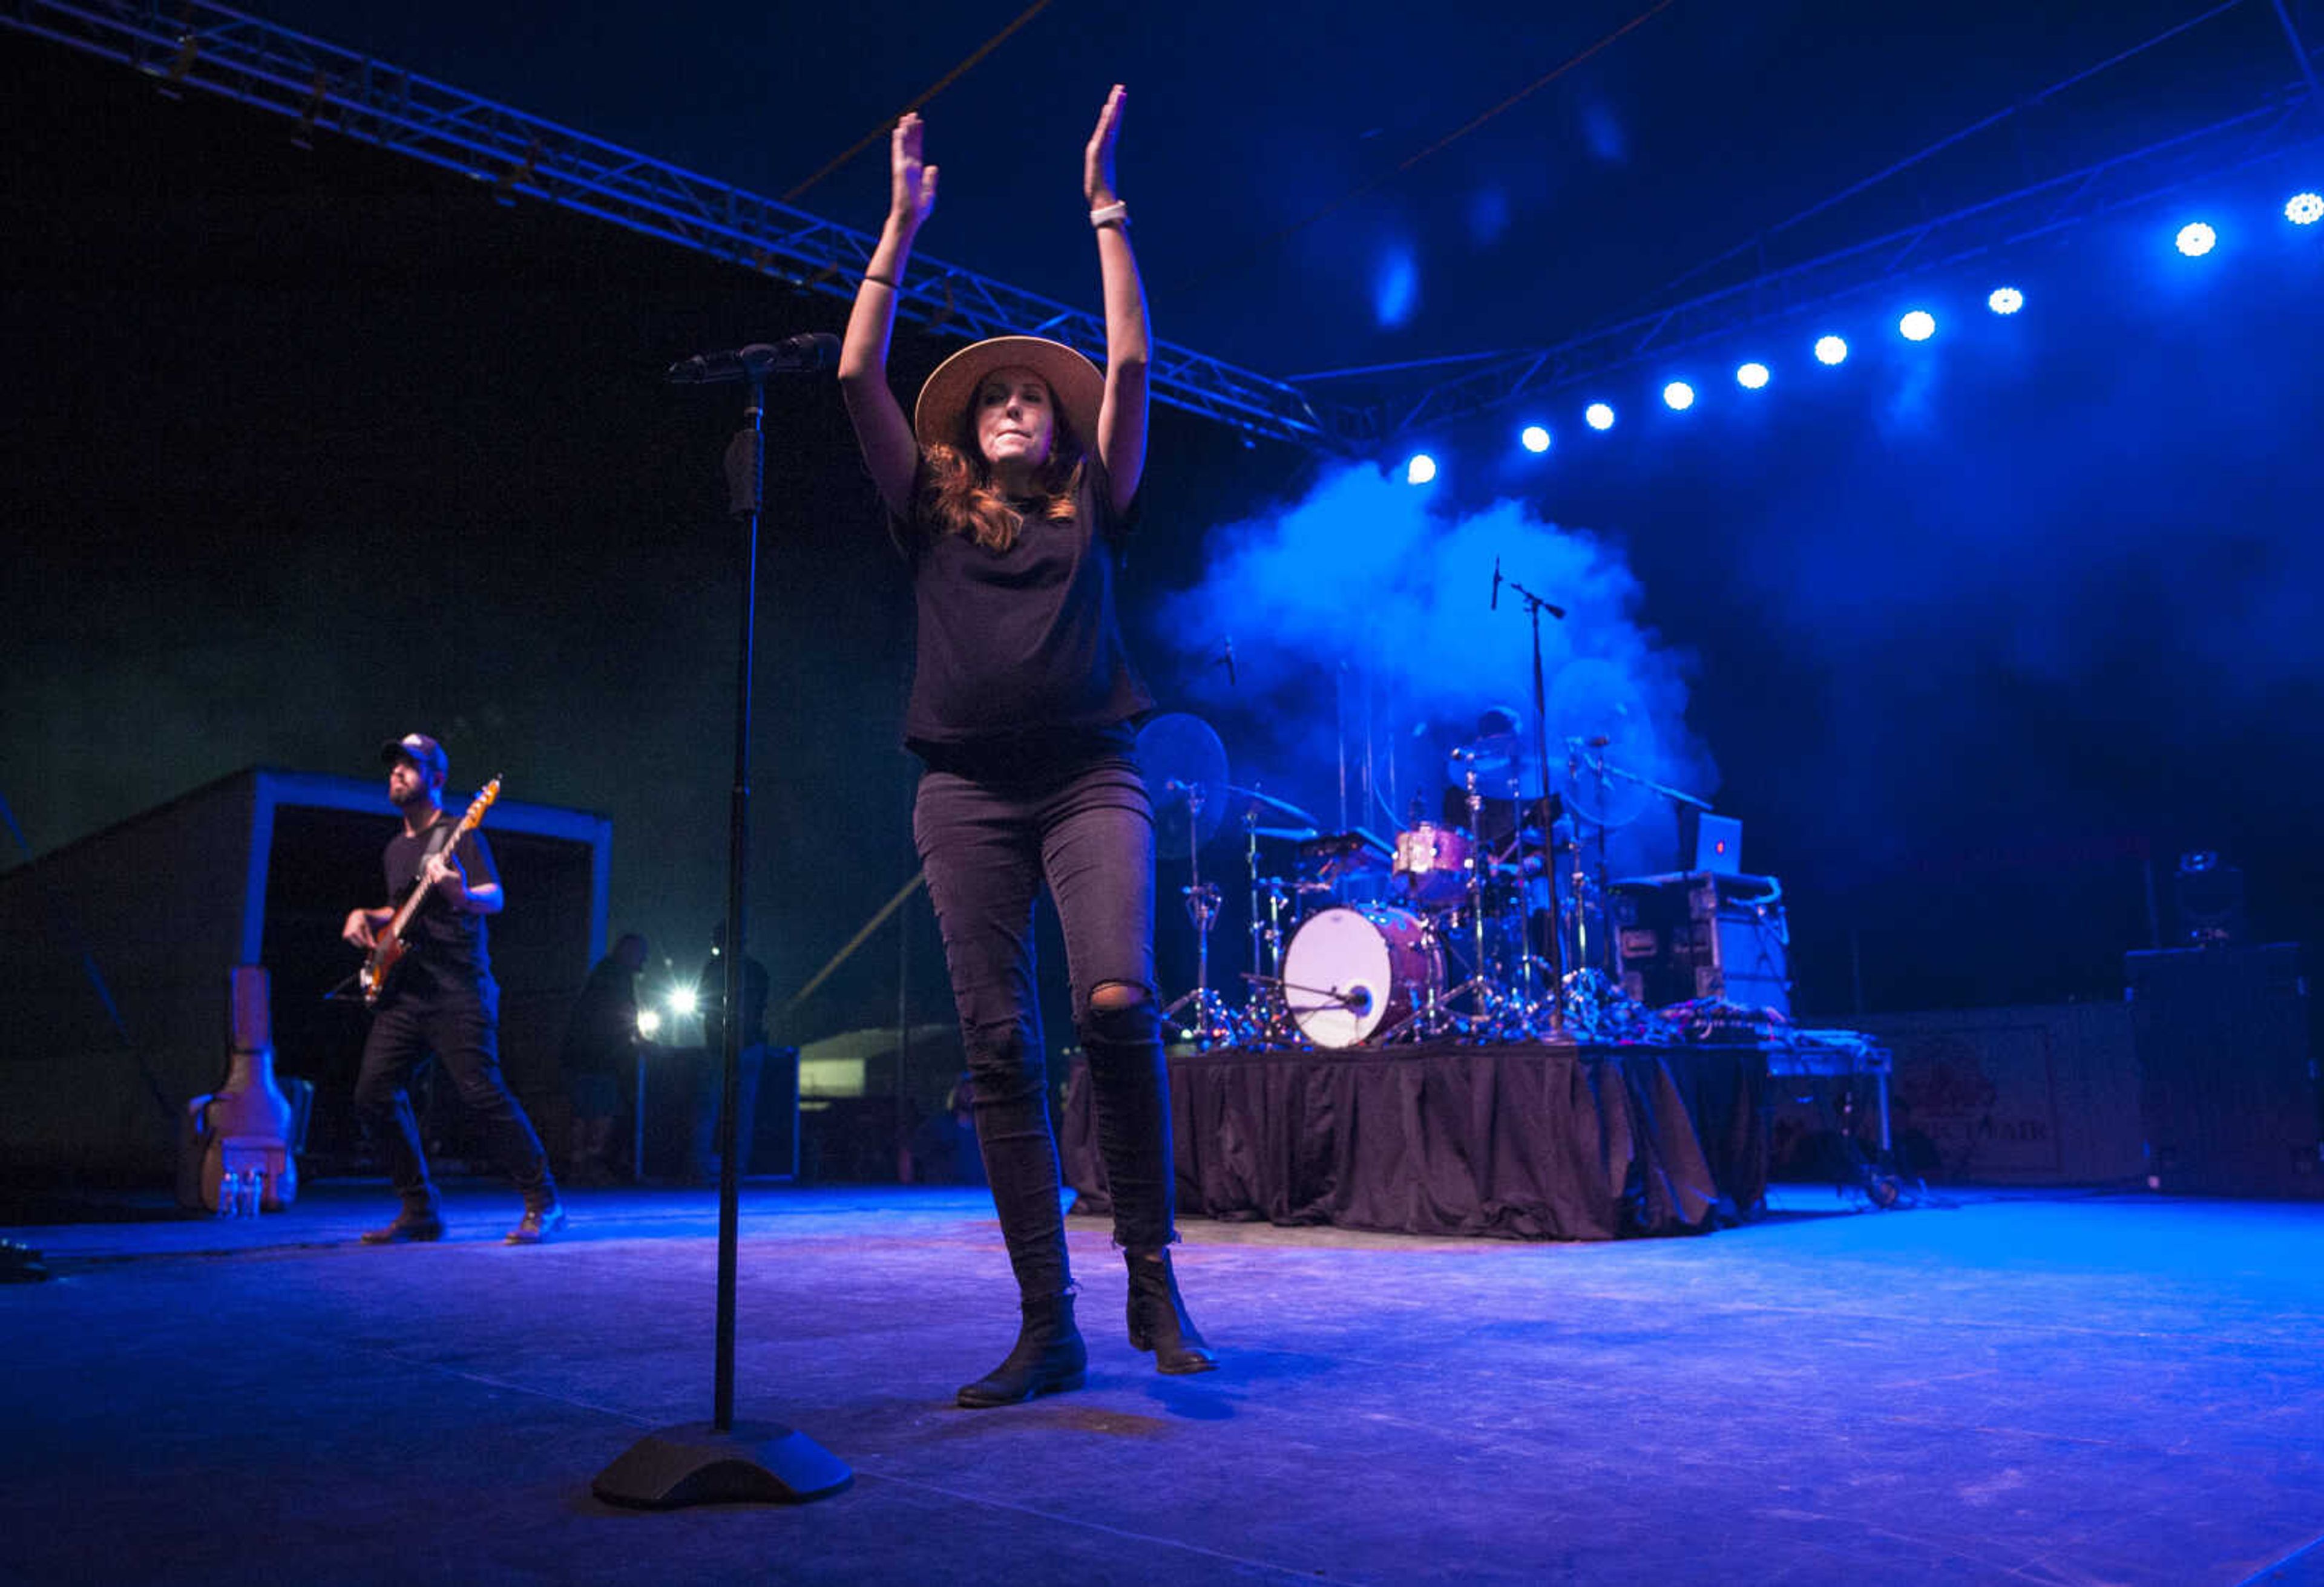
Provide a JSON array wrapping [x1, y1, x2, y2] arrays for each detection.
[[1281, 905, 1443, 1049]]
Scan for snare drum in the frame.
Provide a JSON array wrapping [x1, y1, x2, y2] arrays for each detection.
[[1281, 905, 1444, 1049], [1392, 821, 1473, 908]]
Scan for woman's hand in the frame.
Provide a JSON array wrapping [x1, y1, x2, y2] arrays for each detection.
[[891, 111, 938, 231], [1085, 84, 1126, 208]]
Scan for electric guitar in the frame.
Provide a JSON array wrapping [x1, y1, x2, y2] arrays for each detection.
[[359, 777, 502, 1007]]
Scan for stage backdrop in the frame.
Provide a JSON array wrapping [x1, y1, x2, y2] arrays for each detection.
[[0, 767, 609, 1182]]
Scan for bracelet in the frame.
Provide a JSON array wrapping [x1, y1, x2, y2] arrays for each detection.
[[862, 271, 898, 290], [1089, 201, 1129, 231]]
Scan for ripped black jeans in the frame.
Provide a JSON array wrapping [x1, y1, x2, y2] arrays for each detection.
[[914, 754, 1173, 1301]]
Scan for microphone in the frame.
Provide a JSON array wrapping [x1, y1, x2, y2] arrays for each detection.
[[666, 332, 841, 384], [1220, 638, 1236, 687], [1491, 555, 1502, 611]]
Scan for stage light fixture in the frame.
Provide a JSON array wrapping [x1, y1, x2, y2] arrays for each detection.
[[1899, 310, 1936, 342], [635, 1007, 663, 1039], [1405, 453, 1438, 485], [2176, 221, 2216, 257], [1988, 286, 2023, 315], [1520, 424, 1551, 454], [1814, 335, 1848, 365], [1584, 402, 1615, 431], [666, 986, 699, 1018], [1736, 362, 1770, 390], [1663, 381, 1695, 411], [2287, 192, 2323, 226]]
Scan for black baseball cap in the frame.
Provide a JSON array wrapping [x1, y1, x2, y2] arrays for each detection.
[[379, 732, 449, 780]]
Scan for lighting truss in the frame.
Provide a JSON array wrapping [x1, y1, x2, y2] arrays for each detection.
[[1, 0, 1379, 454], [1357, 80, 2324, 441]]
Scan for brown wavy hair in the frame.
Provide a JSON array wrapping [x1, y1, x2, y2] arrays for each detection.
[[919, 405, 1088, 553]]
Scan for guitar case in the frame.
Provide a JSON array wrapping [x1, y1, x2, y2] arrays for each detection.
[[175, 966, 306, 1212]]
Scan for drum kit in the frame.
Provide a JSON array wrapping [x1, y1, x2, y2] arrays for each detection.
[[1140, 700, 1709, 1053]]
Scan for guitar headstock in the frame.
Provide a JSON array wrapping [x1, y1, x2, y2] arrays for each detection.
[[455, 776, 504, 836]]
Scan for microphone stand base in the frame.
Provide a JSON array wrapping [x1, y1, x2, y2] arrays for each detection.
[[593, 1420, 852, 1509]]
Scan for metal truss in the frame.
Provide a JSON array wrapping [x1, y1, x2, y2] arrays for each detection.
[[1362, 81, 2324, 441], [1, 0, 1378, 454]]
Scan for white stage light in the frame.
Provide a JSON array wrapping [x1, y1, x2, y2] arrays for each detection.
[[1899, 310, 1935, 342], [2287, 192, 2323, 226], [1735, 362, 1770, 390], [2176, 221, 2216, 257], [1520, 425, 1551, 454], [1584, 402, 1615, 431], [1814, 335, 1848, 365], [635, 1007, 663, 1038], [1404, 453, 1438, 485], [666, 986, 699, 1018], [1988, 287, 2023, 315], [1663, 381, 1695, 411]]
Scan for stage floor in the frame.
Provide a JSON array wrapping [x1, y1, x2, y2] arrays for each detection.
[[6, 1181, 2324, 1585]]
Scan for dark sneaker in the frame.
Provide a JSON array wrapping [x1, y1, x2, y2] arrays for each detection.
[[359, 1211, 446, 1245], [505, 1200, 567, 1245]]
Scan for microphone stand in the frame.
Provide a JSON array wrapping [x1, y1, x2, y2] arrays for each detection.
[[595, 370, 850, 1508], [1501, 572, 1571, 1041]]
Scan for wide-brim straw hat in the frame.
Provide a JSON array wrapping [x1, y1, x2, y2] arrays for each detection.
[[913, 335, 1105, 456]]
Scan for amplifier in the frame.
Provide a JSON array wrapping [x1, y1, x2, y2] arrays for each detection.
[[1610, 871, 1791, 1015]]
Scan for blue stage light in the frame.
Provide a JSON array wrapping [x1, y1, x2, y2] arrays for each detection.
[[1814, 335, 1848, 366], [1404, 453, 1438, 485], [1663, 381, 1695, 411], [1735, 362, 1770, 390], [1988, 286, 2023, 315], [1520, 425, 1551, 454], [1584, 402, 1615, 431], [1899, 310, 1936, 342], [2288, 192, 2323, 226], [2176, 221, 2216, 257]]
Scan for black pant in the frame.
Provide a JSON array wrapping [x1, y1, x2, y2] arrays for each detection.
[[353, 977, 554, 1209], [914, 756, 1175, 1301]]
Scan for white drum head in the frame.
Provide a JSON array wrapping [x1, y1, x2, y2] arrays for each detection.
[[1283, 906, 1394, 1049]]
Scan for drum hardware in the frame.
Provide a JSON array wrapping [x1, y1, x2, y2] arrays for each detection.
[[1155, 778, 1237, 1049], [1493, 566, 1573, 1039]]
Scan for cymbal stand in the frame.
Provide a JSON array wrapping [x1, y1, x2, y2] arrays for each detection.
[[1238, 812, 1298, 1045], [1160, 780, 1236, 1049], [1431, 755, 1505, 1035]]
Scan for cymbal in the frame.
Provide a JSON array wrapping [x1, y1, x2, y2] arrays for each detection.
[[1546, 659, 1657, 829], [1218, 782, 1323, 832], [1252, 824, 1321, 842], [1135, 712, 1229, 860], [1446, 733, 1547, 797]]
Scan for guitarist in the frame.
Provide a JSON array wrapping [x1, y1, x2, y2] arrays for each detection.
[[340, 732, 564, 1245]]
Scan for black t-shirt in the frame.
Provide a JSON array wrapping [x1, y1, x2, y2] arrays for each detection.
[[382, 819, 497, 991], [893, 458, 1155, 764]]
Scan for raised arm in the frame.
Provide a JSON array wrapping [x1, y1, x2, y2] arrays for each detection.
[[839, 113, 939, 520], [1085, 85, 1150, 515]]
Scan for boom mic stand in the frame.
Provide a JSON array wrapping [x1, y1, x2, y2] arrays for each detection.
[[1498, 569, 1570, 1039], [595, 365, 849, 1508]]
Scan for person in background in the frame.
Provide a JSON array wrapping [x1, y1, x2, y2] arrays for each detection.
[[559, 931, 646, 1185]]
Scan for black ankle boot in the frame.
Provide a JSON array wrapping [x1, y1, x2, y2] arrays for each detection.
[[956, 1292, 1088, 1409], [1126, 1249, 1218, 1375]]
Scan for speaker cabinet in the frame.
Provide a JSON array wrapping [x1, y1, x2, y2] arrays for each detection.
[[2130, 944, 2319, 1199]]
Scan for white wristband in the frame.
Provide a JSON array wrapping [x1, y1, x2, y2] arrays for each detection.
[[1089, 201, 1129, 231]]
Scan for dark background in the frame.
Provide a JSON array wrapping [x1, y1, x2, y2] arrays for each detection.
[[5, 8, 2321, 1086]]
